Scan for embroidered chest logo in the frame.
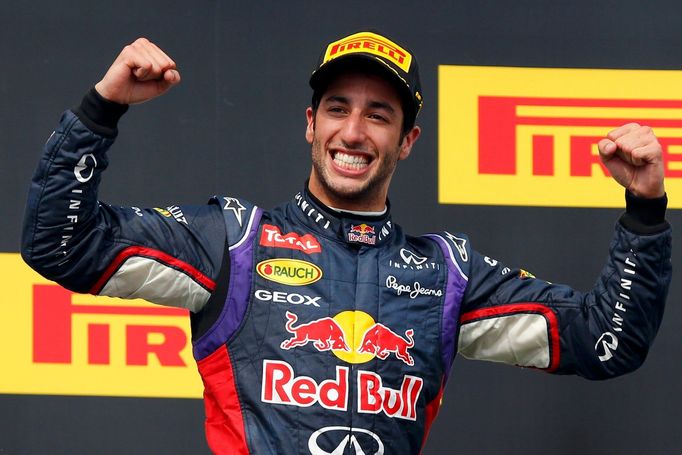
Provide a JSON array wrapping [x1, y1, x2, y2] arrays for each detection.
[[347, 224, 376, 245], [256, 259, 322, 286], [259, 224, 322, 254], [388, 248, 441, 270], [280, 310, 415, 366], [262, 311, 423, 421]]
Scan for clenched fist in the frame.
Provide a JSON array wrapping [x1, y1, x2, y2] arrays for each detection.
[[598, 123, 665, 199], [94, 38, 180, 105]]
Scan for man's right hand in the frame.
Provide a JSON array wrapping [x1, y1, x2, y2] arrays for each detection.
[[94, 38, 180, 105]]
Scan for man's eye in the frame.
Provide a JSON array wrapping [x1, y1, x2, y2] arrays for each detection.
[[369, 113, 387, 122]]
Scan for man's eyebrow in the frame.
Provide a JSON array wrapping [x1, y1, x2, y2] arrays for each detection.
[[368, 100, 395, 114], [323, 96, 395, 114], [324, 95, 349, 105]]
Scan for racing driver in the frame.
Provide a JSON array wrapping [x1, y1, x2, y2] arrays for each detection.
[[22, 31, 671, 454]]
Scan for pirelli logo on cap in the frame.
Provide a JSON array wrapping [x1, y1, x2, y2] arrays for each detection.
[[439, 66, 682, 208], [323, 31, 412, 73]]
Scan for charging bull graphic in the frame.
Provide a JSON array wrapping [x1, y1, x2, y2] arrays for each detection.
[[358, 323, 415, 366], [280, 311, 350, 352]]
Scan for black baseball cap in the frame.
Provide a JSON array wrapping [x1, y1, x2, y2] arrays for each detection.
[[309, 31, 423, 126]]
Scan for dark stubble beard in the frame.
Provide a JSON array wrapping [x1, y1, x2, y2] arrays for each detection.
[[310, 136, 402, 204]]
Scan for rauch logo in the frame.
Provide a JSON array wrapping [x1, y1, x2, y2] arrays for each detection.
[[256, 259, 322, 286]]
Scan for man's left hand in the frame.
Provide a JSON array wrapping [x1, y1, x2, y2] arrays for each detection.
[[598, 123, 665, 198]]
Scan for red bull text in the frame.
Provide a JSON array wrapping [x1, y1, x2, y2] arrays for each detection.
[[261, 360, 422, 420], [347, 224, 376, 245]]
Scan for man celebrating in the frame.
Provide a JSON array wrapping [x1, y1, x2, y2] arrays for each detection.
[[22, 32, 671, 454]]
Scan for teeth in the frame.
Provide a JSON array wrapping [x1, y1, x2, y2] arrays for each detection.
[[334, 152, 369, 170]]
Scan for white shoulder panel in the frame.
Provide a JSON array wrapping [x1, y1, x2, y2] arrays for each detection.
[[99, 256, 211, 313], [458, 313, 550, 369]]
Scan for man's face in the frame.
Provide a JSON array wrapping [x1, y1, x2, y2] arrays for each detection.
[[306, 71, 421, 212]]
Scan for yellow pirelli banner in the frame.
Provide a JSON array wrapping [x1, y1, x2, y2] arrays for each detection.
[[439, 66, 682, 207], [0, 253, 203, 398]]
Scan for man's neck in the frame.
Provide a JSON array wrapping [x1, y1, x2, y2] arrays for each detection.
[[307, 175, 389, 213], [328, 205, 387, 216]]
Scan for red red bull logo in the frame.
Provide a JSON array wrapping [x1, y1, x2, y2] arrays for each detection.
[[264, 310, 422, 420], [358, 323, 415, 366], [280, 310, 415, 366], [347, 224, 376, 245], [280, 311, 350, 352], [261, 360, 349, 411], [261, 359, 422, 421]]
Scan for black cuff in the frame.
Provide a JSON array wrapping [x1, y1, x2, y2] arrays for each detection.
[[72, 87, 129, 138], [619, 190, 669, 235]]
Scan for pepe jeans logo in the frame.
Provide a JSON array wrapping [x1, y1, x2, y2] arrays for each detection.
[[385, 275, 442, 299]]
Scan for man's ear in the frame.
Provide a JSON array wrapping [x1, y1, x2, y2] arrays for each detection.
[[305, 107, 315, 144], [398, 126, 421, 160]]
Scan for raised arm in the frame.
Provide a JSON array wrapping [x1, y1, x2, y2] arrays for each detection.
[[457, 125, 672, 380], [21, 39, 225, 312]]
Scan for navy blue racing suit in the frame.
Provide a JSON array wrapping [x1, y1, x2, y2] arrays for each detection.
[[21, 89, 672, 454]]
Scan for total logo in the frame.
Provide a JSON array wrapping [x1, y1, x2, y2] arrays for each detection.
[[260, 224, 322, 254], [257, 259, 322, 286], [280, 310, 415, 366], [308, 426, 384, 455]]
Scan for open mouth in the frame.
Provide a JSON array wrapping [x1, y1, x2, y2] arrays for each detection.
[[332, 151, 370, 171]]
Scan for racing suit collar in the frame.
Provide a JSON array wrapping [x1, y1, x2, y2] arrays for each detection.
[[291, 185, 394, 247]]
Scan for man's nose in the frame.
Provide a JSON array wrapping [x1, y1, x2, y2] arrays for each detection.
[[339, 111, 367, 145]]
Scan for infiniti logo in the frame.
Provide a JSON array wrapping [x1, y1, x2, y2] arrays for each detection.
[[308, 426, 384, 455], [595, 331, 619, 362], [74, 153, 97, 183], [400, 248, 427, 265]]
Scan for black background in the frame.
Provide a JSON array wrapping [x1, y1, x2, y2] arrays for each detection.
[[1, 1, 680, 454]]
